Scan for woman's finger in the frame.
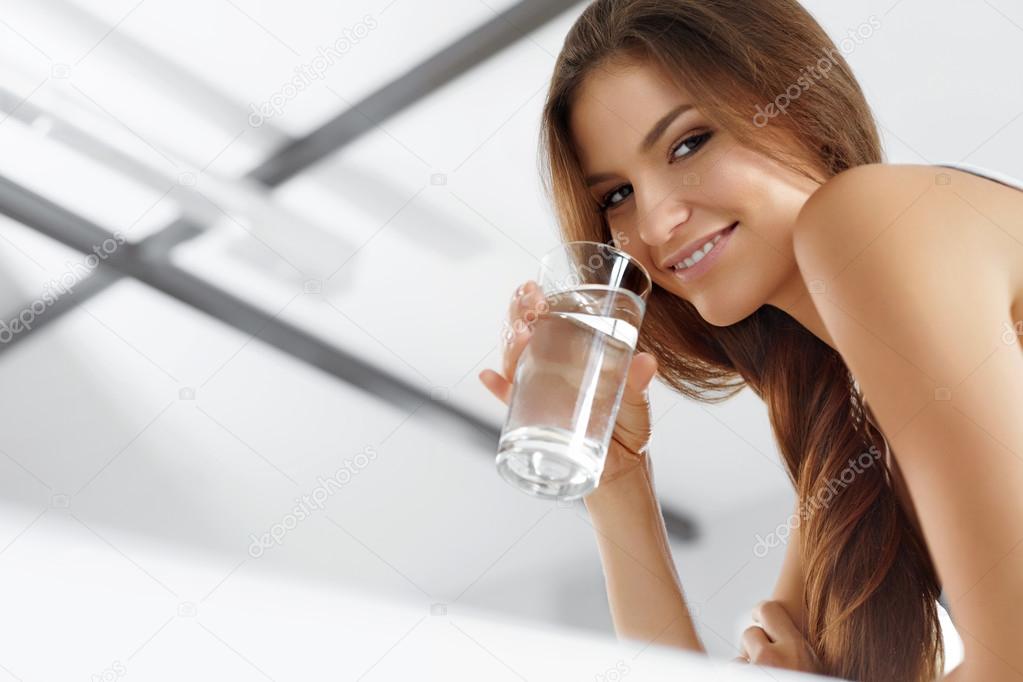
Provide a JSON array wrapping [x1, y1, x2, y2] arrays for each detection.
[[621, 352, 657, 407], [502, 323, 532, 383], [751, 600, 803, 644], [478, 368, 512, 405], [504, 280, 538, 340], [507, 280, 535, 321], [483, 281, 545, 407], [740, 625, 771, 660], [502, 287, 546, 381]]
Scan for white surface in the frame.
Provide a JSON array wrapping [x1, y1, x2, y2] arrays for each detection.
[[0, 498, 841, 681]]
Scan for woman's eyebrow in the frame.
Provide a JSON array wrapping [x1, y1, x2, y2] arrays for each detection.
[[584, 103, 694, 187], [585, 171, 618, 187], [640, 103, 693, 153]]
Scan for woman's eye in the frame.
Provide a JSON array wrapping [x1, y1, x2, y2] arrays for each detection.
[[670, 131, 712, 161], [596, 132, 711, 213], [600, 184, 633, 211]]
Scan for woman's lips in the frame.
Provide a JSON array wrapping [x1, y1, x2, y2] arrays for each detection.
[[669, 222, 738, 283]]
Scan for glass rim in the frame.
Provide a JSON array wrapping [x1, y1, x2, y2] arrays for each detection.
[[539, 240, 652, 300]]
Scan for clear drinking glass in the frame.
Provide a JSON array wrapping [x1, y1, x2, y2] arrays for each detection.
[[495, 241, 652, 501]]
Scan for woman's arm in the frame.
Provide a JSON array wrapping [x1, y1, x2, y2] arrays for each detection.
[[583, 446, 705, 653], [733, 503, 824, 674], [793, 163, 1023, 680], [770, 503, 805, 634]]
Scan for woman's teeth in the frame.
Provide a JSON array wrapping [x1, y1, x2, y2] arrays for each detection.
[[672, 232, 725, 271]]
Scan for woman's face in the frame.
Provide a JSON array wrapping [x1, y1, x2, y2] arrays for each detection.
[[569, 56, 824, 326]]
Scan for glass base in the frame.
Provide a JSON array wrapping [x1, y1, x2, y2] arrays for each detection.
[[495, 426, 602, 501]]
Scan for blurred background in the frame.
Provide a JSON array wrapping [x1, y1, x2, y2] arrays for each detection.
[[0, 0, 1019, 678]]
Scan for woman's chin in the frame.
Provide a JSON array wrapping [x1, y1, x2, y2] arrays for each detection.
[[692, 298, 760, 328]]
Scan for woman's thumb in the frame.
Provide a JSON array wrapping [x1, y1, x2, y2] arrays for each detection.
[[622, 352, 657, 403]]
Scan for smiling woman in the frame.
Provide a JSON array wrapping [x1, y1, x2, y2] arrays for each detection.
[[567, 55, 823, 327], [524, 0, 1023, 680]]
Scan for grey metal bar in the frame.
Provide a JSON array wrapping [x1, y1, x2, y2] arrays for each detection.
[[250, 0, 580, 186], [0, 208, 215, 352], [0, 267, 122, 353], [663, 507, 699, 542], [0, 174, 499, 451], [0, 218, 205, 354], [0, 87, 358, 277]]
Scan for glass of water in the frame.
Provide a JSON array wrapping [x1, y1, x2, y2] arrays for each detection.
[[495, 241, 652, 501]]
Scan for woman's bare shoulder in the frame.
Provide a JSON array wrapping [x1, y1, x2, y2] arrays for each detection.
[[794, 161, 1022, 308]]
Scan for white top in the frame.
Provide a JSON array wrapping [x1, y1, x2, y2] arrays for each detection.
[[935, 160, 1023, 191]]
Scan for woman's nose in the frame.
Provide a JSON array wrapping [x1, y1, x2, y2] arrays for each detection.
[[636, 194, 691, 247]]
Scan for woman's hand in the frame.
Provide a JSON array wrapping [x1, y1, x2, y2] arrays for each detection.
[[477, 279, 659, 486], [735, 601, 823, 674]]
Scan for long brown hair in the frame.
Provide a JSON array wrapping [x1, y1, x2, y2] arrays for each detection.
[[539, 1, 943, 680]]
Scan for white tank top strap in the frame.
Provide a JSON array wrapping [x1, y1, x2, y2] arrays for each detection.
[[934, 161, 1023, 192]]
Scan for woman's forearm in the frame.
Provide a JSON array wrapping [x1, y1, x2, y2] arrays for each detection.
[[583, 452, 705, 653]]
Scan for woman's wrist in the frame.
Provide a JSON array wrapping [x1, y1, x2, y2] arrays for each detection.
[[583, 448, 656, 523]]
